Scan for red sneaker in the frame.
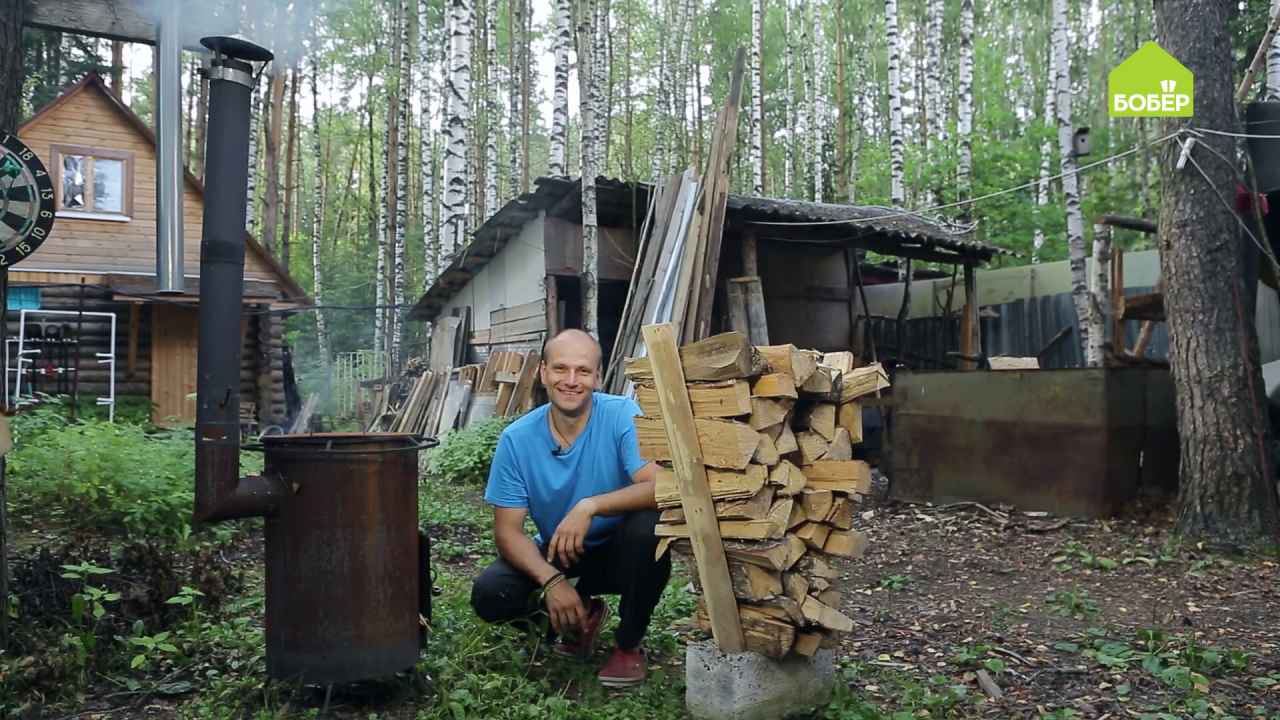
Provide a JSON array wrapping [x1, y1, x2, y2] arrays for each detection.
[[597, 646, 647, 688], [553, 598, 610, 658]]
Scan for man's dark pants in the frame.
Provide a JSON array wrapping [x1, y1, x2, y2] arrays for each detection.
[[470, 509, 672, 650]]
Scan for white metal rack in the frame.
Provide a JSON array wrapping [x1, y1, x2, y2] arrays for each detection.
[[6, 309, 117, 421]]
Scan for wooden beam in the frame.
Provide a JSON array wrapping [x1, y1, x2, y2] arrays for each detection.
[[127, 302, 140, 379], [960, 263, 979, 370], [641, 323, 744, 652], [25, 0, 158, 43]]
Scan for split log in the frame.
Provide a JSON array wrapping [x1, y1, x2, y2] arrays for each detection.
[[636, 380, 752, 418], [795, 522, 831, 550], [799, 365, 837, 395], [756, 344, 817, 385], [837, 362, 890, 403], [625, 331, 765, 381], [743, 597, 807, 625], [837, 402, 863, 444], [826, 427, 853, 461], [801, 489, 835, 522], [794, 632, 824, 657], [795, 553, 838, 581], [768, 460, 807, 496], [748, 397, 793, 430], [800, 596, 855, 632], [801, 460, 872, 495], [677, 535, 807, 572], [656, 519, 779, 541], [800, 402, 837, 441], [825, 496, 855, 529], [655, 464, 768, 508], [787, 500, 807, 529], [823, 529, 868, 558], [636, 416, 760, 470], [696, 605, 796, 658], [751, 373, 798, 399], [817, 589, 842, 607], [753, 432, 780, 466], [796, 430, 829, 465], [691, 560, 783, 601], [660, 486, 775, 522], [783, 572, 809, 605], [821, 351, 857, 374]]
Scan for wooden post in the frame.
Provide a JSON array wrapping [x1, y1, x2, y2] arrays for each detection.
[[545, 274, 559, 336], [741, 229, 759, 276], [960, 263, 980, 370], [1111, 247, 1125, 355], [895, 259, 913, 367], [641, 323, 744, 652], [127, 303, 141, 379]]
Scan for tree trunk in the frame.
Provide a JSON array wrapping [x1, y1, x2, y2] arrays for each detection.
[[393, 0, 411, 369], [1053, 0, 1087, 358], [443, 0, 474, 267], [924, 0, 942, 174], [194, 63, 209, 181], [1085, 222, 1111, 366], [578, 0, 600, 337], [886, 0, 905, 207], [283, 66, 299, 274], [750, 0, 765, 195], [1268, 0, 1280, 101], [1034, 42, 1054, 262], [957, 0, 974, 208], [548, 0, 571, 177], [650, 0, 670, 180], [309, 62, 331, 374], [376, 120, 390, 359], [246, 83, 262, 233], [809, 0, 825, 202], [1155, 0, 1280, 542], [522, 0, 534, 192], [420, 0, 439, 287], [110, 40, 124, 97], [507, 0, 521, 197], [784, 0, 795, 197], [835, 0, 849, 201], [262, 71, 286, 257]]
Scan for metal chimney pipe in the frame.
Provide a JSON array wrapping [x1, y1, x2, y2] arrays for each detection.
[[194, 37, 283, 523], [155, 2, 185, 294]]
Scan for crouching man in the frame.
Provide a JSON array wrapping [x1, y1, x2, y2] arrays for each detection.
[[471, 329, 672, 688]]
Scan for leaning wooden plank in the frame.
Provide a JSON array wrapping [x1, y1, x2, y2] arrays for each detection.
[[635, 380, 752, 418], [801, 596, 855, 633], [823, 529, 868, 558], [640, 324, 744, 652], [654, 465, 768, 508], [802, 460, 873, 495], [506, 350, 540, 417], [625, 331, 766, 382], [635, 416, 760, 470]]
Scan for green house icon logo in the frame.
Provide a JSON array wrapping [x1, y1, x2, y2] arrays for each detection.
[[1108, 42, 1194, 117]]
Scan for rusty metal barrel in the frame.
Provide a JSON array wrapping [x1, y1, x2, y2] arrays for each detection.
[[260, 433, 427, 684]]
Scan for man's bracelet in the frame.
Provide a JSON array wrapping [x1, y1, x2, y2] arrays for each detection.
[[541, 572, 566, 594]]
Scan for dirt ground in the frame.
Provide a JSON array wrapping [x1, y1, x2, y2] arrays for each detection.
[[832, 494, 1280, 718]]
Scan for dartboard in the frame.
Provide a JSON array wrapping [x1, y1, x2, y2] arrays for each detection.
[[0, 133, 55, 268]]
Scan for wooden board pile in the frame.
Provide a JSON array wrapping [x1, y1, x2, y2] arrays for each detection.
[[627, 332, 889, 658], [368, 349, 543, 435]]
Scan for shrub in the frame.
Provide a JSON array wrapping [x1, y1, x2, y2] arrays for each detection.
[[9, 419, 196, 540], [428, 417, 513, 486]]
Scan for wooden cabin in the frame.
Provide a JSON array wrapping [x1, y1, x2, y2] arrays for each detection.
[[13, 73, 309, 426]]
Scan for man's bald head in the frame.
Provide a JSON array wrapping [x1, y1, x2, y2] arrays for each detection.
[[543, 329, 603, 371]]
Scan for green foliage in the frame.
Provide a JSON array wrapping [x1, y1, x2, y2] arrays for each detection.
[[1052, 541, 1119, 571], [1045, 588, 1099, 618], [428, 417, 514, 486], [877, 574, 911, 591]]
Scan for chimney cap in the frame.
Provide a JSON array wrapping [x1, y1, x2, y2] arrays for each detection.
[[201, 35, 274, 64]]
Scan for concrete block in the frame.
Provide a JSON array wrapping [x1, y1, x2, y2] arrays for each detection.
[[685, 640, 835, 720]]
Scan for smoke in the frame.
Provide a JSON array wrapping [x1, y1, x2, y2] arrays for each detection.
[[136, 0, 325, 70]]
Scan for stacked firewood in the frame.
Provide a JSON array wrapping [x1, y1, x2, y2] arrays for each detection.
[[626, 333, 889, 658]]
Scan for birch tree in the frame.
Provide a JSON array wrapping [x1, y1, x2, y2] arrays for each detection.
[[783, 0, 796, 197], [957, 0, 974, 205], [550, 0, 572, 176], [924, 0, 943, 179], [578, 0, 601, 336], [246, 83, 262, 232], [809, 0, 825, 202], [886, 0, 905, 207], [750, 0, 765, 194], [309, 61, 331, 373], [508, 0, 522, 194], [442, 0, 474, 268], [1033, 58, 1054, 261], [1269, 0, 1280, 100], [1053, 0, 1087, 356], [392, 0, 411, 368], [263, 70, 286, 257], [420, 0, 438, 287], [375, 122, 389, 360], [484, 0, 499, 215]]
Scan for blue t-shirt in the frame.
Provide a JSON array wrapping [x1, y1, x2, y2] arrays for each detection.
[[484, 392, 648, 547]]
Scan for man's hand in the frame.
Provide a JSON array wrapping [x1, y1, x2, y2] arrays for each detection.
[[544, 580, 585, 637], [546, 498, 597, 567]]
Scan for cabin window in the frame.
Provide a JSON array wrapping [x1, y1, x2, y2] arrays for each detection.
[[51, 145, 133, 221]]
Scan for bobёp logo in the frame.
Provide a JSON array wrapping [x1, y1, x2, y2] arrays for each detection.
[[1108, 42, 1194, 117]]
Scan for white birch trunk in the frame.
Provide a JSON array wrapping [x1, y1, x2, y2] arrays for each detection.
[[420, 0, 438, 287], [484, 0, 499, 215], [751, 0, 765, 195], [442, 0, 474, 269], [1033, 63, 1054, 262], [783, 0, 795, 197], [1053, 0, 1088, 358], [246, 83, 261, 233], [392, 0, 410, 368], [957, 0, 974, 204], [550, 0, 572, 176], [924, 0, 942, 156], [886, 0, 904, 207], [809, 0, 825, 202], [673, 0, 694, 166], [309, 63, 330, 372], [1268, 0, 1280, 100], [578, 0, 600, 336], [594, 0, 610, 175], [375, 121, 389, 360], [1086, 222, 1111, 367]]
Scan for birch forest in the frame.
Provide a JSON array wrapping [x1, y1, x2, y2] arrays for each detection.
[[15, 0, 1280, 375]]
